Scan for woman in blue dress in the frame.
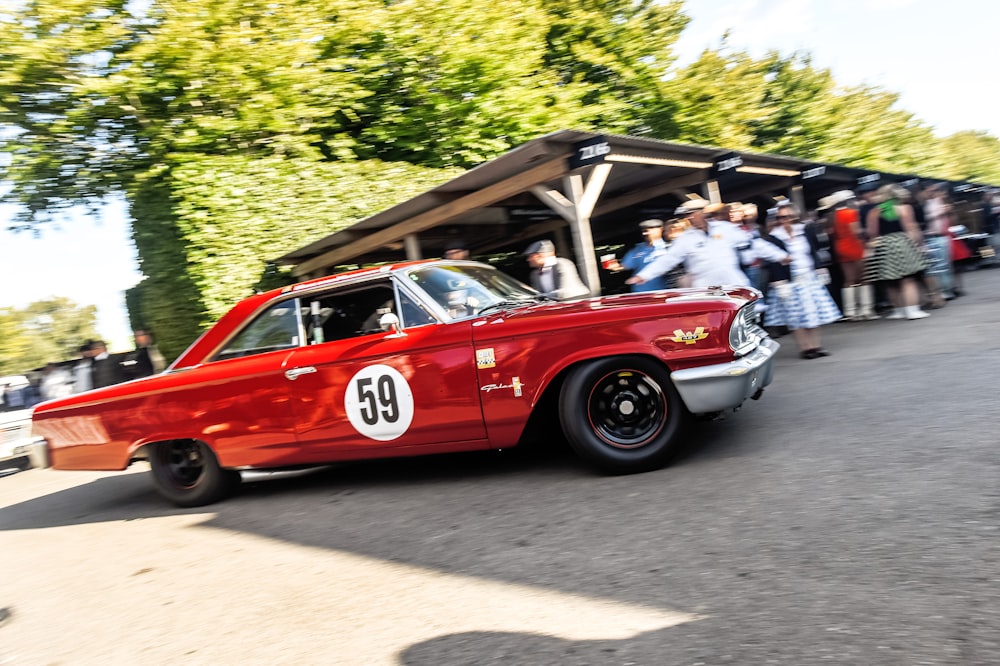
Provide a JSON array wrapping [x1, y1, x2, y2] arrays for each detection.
[[762, 202, 842, 359]]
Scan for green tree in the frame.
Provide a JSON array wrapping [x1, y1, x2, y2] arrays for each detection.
[[747, 52, 839, 158], [128, 154, 460, 359], [1, 0, 690, 220], [811, 85, 941, 175], [938, 131, 1000, 184], [0, 299, 99, 374], [2, 0, 696, 354], [0, 310, 34, 376], [659, 45, 772, 149], [538, 0, 689, 137], [0, 0, 379, 225], [345, 0, 595, 167], [659, 45, 958, 178]]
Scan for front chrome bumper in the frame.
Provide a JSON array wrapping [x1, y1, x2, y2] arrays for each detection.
[[24, 437, 49, 469], [670, 337, 779, 414]]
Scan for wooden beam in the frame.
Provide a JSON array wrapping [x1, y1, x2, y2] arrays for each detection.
[[790, 185, 806, 216], [705, 180, 721, 204], [476, 218, 568, 254], [577, 163, 613, 221], [566, 165, 612, 295], [293, 156, 569, 276], [592, 170, 710, 218], [721, 177, 795, 205], [530, 185, 576, 223]]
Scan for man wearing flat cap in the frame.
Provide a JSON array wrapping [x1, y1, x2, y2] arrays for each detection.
[[627, 197, 789, 289], [523, 239, 590, 300], [443, 239, 470, 260], [617, 218, 671, 292]]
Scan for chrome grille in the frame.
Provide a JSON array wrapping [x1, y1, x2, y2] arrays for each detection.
[[1, 422, 31, 445]]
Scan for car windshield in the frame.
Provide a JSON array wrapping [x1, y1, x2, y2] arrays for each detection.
[[404, 264, 541, 319]]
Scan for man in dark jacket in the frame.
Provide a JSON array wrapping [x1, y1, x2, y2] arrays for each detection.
[[90, 340, 127, 389], [121, 330, 166, 380]]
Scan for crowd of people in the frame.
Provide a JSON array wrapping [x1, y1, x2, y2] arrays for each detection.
[[5, 330, 168, 407], [525, 180, 996, 360]]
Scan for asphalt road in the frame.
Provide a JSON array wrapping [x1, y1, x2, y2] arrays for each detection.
[[3, 266, 999, 665]]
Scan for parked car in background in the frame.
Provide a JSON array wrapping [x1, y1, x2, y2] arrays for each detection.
[[32, 260, 779, 506], [1, 407, 41, 473], [1, 374, 31, 411]]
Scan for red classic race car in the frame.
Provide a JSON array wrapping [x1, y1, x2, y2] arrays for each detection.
[[31, 260, 778, 506]]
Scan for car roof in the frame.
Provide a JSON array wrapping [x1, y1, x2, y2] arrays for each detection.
[[171, 259, 464, 368]]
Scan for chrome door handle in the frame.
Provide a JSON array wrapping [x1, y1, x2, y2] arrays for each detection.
[[284, 366, 317, 380]]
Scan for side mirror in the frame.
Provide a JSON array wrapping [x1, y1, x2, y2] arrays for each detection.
[[379, 312, 404, 336]]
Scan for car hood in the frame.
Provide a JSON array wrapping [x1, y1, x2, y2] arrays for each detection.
[[496, 287, 754, 319], [470, 287, 756, 338]]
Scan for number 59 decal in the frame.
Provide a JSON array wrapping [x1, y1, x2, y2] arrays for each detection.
[[344, 364, 414, 441]]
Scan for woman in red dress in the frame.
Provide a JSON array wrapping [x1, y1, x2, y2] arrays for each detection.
[[821, 190, 876, 320]]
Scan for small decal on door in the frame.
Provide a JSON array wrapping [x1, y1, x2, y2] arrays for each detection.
[[476, 348, 496, 369]]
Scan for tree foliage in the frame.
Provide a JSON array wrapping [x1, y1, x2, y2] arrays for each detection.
[[660, 46, 771, 149], [0, 299, 99, 374], [0, 0, 686, 215], [4, 0, 998, 219], [659, 46, 959, 177], [938, 131, 1000, 184], [129, 154, 459, 359]]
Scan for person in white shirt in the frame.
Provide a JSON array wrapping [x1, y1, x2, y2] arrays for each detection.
[[626, 198, 789, 290], [72, 341, 95, 394], [40, 363, 74, 400]]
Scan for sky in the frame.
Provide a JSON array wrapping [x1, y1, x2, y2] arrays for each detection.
[[672, 0, 1000, 137], [2, 0, 998, 354]]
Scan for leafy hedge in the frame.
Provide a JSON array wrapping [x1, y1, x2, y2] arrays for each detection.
[[129, 155, 459, 360]]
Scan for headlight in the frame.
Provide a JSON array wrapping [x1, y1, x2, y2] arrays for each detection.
[[729, 304, 763, 356]]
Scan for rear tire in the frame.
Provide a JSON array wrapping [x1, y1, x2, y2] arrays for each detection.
[[149, 439, 241, 507], [559, 356, 687, 474]]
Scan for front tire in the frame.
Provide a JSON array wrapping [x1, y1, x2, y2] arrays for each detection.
[[149, 439, 241, 507], [559, 356, 687, 474]]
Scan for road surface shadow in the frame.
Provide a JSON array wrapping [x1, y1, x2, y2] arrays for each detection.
[[0, 416, 748, 532]]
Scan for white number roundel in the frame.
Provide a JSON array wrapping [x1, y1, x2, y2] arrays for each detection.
[[344, 364, 414, 441]]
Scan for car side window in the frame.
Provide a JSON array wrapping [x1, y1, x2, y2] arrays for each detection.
[[217, 300, 302, 360], [397, 288, 437, 328], [303, 281, 399, 343]]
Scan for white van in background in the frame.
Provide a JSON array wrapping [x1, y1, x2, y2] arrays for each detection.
[[1, 375, 44, 473]]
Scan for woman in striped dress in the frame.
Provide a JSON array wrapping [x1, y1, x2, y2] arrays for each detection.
[[864, 184, 929, 320]]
